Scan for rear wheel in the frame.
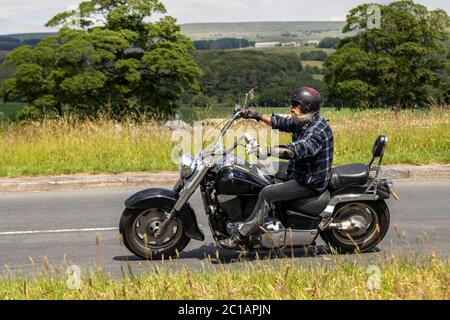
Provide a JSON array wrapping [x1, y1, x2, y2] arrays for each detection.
[[120, 208, 190, 260], [321, 201, 390, 253]]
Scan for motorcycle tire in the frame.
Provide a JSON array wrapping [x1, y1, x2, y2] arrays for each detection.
[[320, 200, 390, 254], [119, 208, 191, 260]]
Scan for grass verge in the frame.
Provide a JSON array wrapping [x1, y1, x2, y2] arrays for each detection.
[[0, 107, 448, 177], [0, 254, 448, 300], [301, 60, 325, 68]]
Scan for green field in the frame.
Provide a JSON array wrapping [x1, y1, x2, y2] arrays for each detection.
[[2, 21, 347, 43], [181, 21, 348, 42], [1, 254, 448, 300], [0, 33, 54, 40], [242, 46, 335, 55], [312, 74, 325, 81], [0, 21, 346, 58], [302, 60, 325, 68], [0, 102, 23, 120]]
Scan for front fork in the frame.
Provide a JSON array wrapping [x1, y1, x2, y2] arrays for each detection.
[[173, 179, 184, 195], [155, 163, 211, 238]]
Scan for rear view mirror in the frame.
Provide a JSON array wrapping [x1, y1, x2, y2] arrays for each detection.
[[243, 88, 256, 107], [247, 88, 255, 101]]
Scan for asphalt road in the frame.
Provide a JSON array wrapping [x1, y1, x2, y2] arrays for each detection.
[[0, 179, 449, 276]]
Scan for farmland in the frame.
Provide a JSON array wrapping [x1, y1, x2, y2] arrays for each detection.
[[181, 21, 348, 42]]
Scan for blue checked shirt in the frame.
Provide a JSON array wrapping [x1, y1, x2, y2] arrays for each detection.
[[271, 113, 334, 194]]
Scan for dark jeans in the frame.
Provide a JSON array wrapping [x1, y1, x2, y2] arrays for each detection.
[[238, 179, 314, 237]]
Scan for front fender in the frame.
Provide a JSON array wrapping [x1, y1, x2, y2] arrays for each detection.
[[124, 188, 205, 241]]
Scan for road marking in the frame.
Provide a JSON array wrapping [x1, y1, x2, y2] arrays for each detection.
[[0, 227, 119, 236]]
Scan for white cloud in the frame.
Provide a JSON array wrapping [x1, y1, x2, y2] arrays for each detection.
[[328, 16, 347, 22]]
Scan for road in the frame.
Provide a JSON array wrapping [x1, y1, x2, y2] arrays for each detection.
[[0, 179, 449, 276]]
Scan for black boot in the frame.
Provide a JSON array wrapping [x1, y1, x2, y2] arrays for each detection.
[[218, 233, 244, 250]]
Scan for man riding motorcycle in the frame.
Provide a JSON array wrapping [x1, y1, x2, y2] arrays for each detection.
[[218, 87, 334, 250]]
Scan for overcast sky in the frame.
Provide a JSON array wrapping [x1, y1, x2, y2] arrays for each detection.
[[0, 0, 448, 35]]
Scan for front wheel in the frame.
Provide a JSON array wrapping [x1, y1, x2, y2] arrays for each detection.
[[321, 200, 390, 254], [119, 208, 190, 260]]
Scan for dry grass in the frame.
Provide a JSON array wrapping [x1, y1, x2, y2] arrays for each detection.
[[0, 107, 448, 177], [301, 60, 325, 68], [0, 117, 176, 177], [0, 254, 448, 300]]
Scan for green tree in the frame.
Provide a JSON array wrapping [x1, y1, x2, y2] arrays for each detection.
[[1, 0, 202, 119], [318, 37, 341, 49], [299, 50, 328, 61], [325, 0, 450, 109], [183, 50, 325, 108]]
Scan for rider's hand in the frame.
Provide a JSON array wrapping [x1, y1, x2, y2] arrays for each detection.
[[256, 147, 272, 160], [243, 108, 262, 122]]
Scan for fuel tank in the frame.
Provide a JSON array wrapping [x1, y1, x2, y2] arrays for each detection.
[[215, 164, 270, 195]]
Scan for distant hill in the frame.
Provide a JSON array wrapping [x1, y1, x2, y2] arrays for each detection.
[[0, 33, 55, 62], [180, 21, 347, 42], [1, 20, 346, 43], [0, 21, 348, 63], [0, 33, 55, 40]]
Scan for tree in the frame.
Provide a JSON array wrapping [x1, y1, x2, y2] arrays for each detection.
[[193, 38, 255, 50], [325, 0, 450, 109], [182, 50, 326, 108], [299, 50, 328, 61], [1, 0, 202, 119], [318, 37, 341, 49]]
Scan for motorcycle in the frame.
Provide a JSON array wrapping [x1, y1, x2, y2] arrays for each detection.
[[119, 90, 398, 259]]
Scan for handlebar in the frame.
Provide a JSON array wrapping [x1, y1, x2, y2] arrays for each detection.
[[200, 106, 257, 159], [202, 133, 258, 158]]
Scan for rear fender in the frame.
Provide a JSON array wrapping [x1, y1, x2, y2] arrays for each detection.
[[124, 188, 205, 241], [330, 180, 390, 200]]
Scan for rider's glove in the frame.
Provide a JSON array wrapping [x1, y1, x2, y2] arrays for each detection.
[[243, 108, 262, 122]]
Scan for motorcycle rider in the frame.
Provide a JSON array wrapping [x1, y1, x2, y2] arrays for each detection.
[[218, 87, 334, 250]]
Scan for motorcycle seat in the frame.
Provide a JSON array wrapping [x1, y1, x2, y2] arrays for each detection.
[[329, 164, 370, 190], [286, 190, 331, 216]]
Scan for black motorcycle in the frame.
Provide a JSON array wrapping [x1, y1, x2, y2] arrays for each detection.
[[119, 93, 398, 259]]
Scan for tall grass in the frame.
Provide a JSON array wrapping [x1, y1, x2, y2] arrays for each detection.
[[0, 254, 448, 300], [0, 116, 177, 176], [317, 107, 450, 165], [0, 108, 448, 177]]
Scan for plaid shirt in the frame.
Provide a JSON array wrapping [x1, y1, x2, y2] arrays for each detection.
[[271, 113, 334, 194]]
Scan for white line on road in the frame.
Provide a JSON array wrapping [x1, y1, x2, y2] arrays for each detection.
[[0, 227, 119, 236]]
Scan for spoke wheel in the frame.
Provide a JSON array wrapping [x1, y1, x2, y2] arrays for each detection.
[[120, 207, 191, 260], [331, 203, 378, 246], [321, 201, 390, 254], [133, 209, 182, 250]]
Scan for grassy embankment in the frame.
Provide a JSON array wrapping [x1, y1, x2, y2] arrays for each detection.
[[0, 254, 448, 300], [0, 106, 448, 177]]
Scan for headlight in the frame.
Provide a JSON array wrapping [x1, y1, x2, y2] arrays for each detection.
[[179, 153, 194, 179]]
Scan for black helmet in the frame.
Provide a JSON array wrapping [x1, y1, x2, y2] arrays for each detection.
[[290, 87, 322, 114]]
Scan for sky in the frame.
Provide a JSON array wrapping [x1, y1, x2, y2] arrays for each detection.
[[0, 0, 449, 35]]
